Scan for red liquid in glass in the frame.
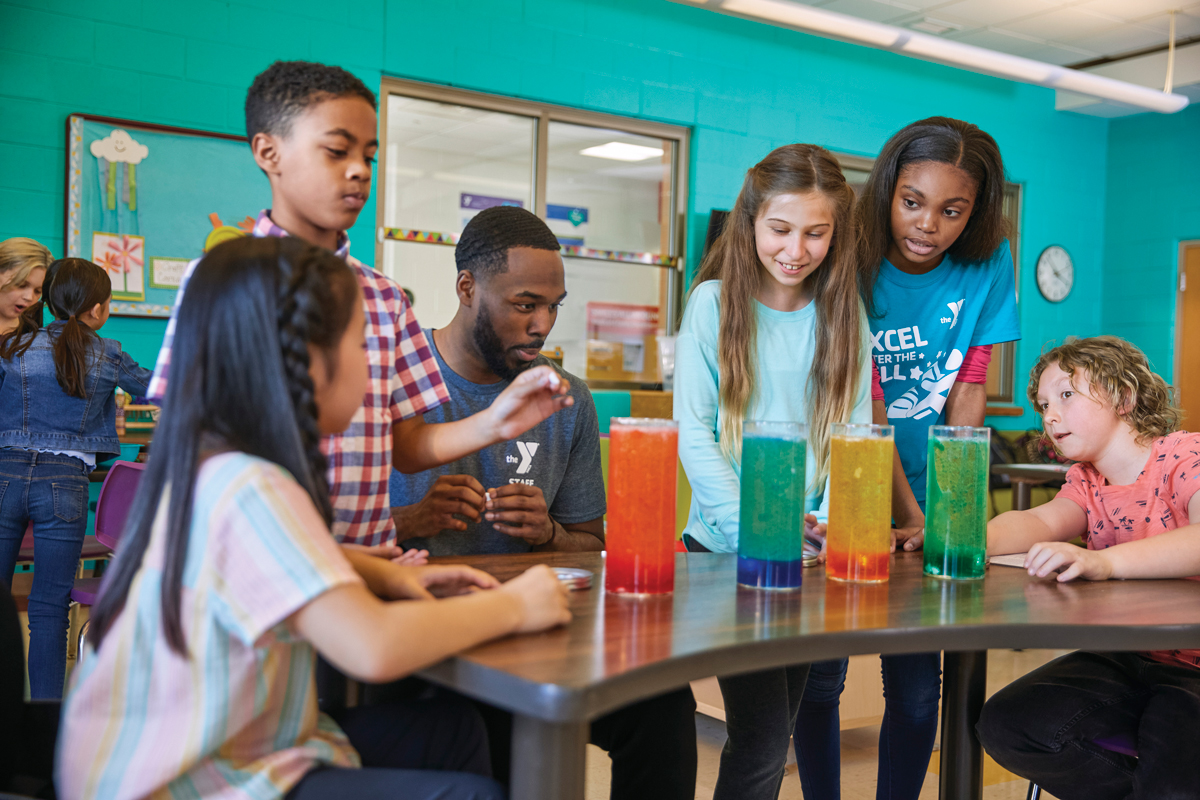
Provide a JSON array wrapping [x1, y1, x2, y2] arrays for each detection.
[[605, 422, 678, 595]]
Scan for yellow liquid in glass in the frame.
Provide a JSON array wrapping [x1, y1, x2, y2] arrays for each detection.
[[826, 435, 893, 582]]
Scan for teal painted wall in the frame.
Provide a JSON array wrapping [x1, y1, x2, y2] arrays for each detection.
[[0, 0, 1120, 426], [1102, 102, 1200, 383]]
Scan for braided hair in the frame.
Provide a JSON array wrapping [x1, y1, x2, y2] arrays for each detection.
[[90, 236, 358, 655], [455, 205, 561, 277]]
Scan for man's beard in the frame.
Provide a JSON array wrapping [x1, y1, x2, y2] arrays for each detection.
[[472, 302, 544, 382]]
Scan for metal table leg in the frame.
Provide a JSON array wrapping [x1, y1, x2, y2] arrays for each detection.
[[939, 650, 988, 800], [511, 713, 588, 800], [1013, 480, 1033, 512]]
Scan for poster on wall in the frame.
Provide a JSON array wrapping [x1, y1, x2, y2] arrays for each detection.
[[66, 114, 271, 317]]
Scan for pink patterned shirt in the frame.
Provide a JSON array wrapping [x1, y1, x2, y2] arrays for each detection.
[[1058, 430, 1200, 669], [148, 211, 449, 545]]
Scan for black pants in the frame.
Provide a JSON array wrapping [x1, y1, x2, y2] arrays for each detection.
[[475, 688, 698, 800], [287, 691, 505, 800], [684, 533, 811, 800], [977, 651, 1200, 800]]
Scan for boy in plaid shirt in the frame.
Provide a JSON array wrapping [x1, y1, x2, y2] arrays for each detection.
[[150, 61, 572, 549]]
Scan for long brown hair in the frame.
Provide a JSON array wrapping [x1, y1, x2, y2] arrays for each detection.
[[0, 259, 112, 398], [693, 144, 862, 487], [856, 117, 1008, 313]]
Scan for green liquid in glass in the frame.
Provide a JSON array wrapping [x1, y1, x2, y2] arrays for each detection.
[[924, 437, 988, 580], [738, 434, 806, 563]]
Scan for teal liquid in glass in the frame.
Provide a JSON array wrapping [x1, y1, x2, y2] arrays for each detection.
[[924, 437, 989, 580], [738, 434, 806, 588]]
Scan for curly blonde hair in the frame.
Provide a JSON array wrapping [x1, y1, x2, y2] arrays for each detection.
[[1027, 335, 1182, 445]]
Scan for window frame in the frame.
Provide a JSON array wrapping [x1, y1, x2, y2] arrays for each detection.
[[375, 77, 691, 332]]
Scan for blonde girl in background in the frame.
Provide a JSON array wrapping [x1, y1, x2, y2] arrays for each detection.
[[674, 144, 872, 800], [0, 238, 52, 334]]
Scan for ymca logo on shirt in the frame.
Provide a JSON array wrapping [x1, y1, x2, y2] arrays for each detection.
[[504, 443, 542, 482]]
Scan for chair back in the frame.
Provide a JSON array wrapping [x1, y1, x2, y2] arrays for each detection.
[[94, 460, 147, 550]]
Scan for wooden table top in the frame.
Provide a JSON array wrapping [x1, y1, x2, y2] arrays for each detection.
[[420, 551, 1200, 722]]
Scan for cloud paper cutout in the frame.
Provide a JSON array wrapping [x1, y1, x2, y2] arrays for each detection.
[[90, 129, 149, 164]]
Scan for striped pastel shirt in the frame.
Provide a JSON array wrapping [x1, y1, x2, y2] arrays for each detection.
[[57, 452, 364, 800], [147, 212, 450, 546]]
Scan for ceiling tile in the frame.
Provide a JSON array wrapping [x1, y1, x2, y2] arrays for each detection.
[[1135, 9, 1200, 36], [944, 27, 1049, 56], [1076, 0, 1192, 22], [1001, 6, 1130, 40], [1019, 41, 1107, 64], [1062, 24, 1169, 55], [812, 0, 922, 23], [916, 0, 1062, 28]]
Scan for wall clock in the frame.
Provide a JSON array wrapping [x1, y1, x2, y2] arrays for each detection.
[[1036, 245, 1073, 303]]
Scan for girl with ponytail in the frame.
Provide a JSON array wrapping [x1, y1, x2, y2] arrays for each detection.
[[58, 236, 569, 800], [674, 144, 872, 799], [0, 257, 151, 699]]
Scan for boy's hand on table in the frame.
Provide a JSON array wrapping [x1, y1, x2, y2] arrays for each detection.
[[485, 484, 554, 546], [486, 365, 574, 441], [1025, 541, 1113, 582], [392, 548, 429, 566], [393, 475, 485, 538]]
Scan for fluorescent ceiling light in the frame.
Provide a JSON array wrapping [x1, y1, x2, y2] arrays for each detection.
[[671, 0, 1189, 113], [580, 142, 665, 161]]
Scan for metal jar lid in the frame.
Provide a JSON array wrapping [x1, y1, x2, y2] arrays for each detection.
[[553, 567, 594, 590]]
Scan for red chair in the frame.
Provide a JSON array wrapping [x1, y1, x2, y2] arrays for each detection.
[[70, 460, 146, 607]]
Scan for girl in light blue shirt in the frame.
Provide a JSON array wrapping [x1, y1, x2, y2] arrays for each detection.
[[674, 144, 872, 800]]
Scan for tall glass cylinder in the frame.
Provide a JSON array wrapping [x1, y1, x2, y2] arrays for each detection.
[[737, 420, 807, 590], [605, 418, 678, 595], [924, 426, 990, 580], [826, 423, 894, 583]]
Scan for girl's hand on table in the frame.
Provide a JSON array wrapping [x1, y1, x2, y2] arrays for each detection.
[[805, 514, 828, 564], [388, 564, 501, 600], [1025, 541, 1113, 582], [498, 565, 571, 633], [893, 525, 925, 553]]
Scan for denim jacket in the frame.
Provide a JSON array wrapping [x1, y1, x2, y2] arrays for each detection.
[[0, 326, 152, 458]]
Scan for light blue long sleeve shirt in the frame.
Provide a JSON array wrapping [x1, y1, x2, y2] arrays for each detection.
[[674, 280, 873, 553]]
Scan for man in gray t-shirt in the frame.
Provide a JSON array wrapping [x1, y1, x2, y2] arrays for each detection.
[[388, 210, 605, 557], [388, 206, 696, 800]]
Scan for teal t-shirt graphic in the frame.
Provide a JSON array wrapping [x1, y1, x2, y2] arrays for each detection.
[[869, 242, 1020, 506]]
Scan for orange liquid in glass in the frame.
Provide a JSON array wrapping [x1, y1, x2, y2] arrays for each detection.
[[605, 422, 678, 594], [826, 435, 892, 583]]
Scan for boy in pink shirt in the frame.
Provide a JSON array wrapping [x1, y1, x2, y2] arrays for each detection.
[[979, 335, 1200, 799]]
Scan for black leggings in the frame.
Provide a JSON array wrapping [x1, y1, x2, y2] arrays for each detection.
[[286, 691, 506, 800]]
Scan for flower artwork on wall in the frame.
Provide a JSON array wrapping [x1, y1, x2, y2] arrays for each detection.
[[92, 232, 146, 301]]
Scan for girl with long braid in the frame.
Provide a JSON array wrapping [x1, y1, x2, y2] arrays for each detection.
[[0, 258, 152, 699], [57, 237, 571, 800], [674, 144, 872, 799]]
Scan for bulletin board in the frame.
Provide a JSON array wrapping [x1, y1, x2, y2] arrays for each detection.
[[65, 113, 272, 317]]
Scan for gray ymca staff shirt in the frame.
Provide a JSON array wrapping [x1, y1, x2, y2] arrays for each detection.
[[389, 328, 606, 556]]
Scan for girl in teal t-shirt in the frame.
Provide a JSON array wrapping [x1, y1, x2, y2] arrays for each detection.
[[796, 117, 1020, 800], [675, 144, 871, 800]]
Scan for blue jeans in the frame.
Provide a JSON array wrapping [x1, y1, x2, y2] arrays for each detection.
[[0, 449, 90, 699], [794, 653, 942, 800]]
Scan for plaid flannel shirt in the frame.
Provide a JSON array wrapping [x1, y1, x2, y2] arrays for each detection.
[[148, 211, 448, 545]]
